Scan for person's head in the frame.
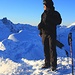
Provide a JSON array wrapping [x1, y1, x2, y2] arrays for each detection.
[[43, 0, 55, 11]]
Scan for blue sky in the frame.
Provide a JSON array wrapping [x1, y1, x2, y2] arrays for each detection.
[[0, 0, 75, 26]]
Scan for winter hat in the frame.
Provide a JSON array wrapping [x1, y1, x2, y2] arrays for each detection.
[[43, 0, 54, 8]]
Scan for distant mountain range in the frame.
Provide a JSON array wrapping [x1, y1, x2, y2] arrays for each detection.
[[0, 17, 75, 58]]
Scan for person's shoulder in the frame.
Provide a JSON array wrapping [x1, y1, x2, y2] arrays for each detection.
[[54, 10, 60, 15]]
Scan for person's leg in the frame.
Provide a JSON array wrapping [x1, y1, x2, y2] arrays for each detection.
[[42, 34, 50, 68], [49, 35, 57, 71]]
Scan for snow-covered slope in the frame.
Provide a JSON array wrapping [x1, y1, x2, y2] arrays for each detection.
[[67, 22, 75, 28], [0, 18, 75, 75], [57, 24, 75, 57]]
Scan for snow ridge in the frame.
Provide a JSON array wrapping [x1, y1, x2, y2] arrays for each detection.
[[0, 18, 75, 75]]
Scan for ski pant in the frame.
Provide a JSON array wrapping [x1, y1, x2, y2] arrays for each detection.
[[42, 33, 57, 68]]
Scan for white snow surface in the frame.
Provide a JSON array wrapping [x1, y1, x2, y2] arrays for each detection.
[[0, 18, 75, 75]]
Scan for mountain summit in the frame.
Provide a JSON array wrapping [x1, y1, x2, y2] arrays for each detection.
[[0, 18, 75, 75]]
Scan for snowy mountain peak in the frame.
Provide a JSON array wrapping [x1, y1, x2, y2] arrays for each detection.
[[67, 22, 75, 28], [70, 22, 75, 25], [2, 17, 13, 25]]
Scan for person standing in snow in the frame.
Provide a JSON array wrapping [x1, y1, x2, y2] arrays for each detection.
[[38, 0, 62, 71]]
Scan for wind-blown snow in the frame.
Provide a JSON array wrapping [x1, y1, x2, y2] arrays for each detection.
[[0, 18, 75, 75]]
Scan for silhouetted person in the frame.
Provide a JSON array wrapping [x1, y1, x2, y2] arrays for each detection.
[[38, 0, 62, 71]]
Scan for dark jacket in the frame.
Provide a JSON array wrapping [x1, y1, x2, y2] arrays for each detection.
[[38, 10, 62, 36]]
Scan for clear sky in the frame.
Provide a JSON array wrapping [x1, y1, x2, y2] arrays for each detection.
[[0, 0, 75, 26]]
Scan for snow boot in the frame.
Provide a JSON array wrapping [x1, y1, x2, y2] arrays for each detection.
[[42, 64, 50, 68], [50, 66, 56, 71]]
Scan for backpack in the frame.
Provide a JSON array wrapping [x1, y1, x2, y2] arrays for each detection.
[[53, 11, 62, 25]]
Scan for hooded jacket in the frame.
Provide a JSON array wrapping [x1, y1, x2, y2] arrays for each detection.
[[38, 10, 62, 35]]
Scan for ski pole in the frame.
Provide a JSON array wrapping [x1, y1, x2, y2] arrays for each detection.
[[68, 32, 74, 75]]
